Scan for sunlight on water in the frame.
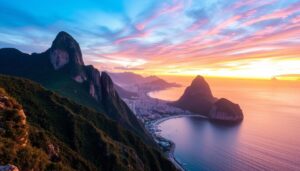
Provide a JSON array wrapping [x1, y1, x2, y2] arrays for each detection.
[[153, 77, 300, 171]]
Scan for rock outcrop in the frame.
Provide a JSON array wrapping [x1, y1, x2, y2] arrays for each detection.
[[172, 75, 244, 123], [0, 89, 28, 171], [0, 88, 28, 146], [47, 143, 61, 162], [101, 72, 118, 99], [209, 98, 244, 122], [49, 31, 87, 81], [50, 31, 84, 68], [172, 75, 215, 115], [85, 65, 102, 100]]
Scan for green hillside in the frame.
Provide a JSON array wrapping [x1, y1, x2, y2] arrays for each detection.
[[0, 75, 177, 171]]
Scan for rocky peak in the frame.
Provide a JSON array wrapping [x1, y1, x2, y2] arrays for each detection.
[[49, 31, 84, 70], [181, 75, 214, 101], [191, 75, 205, 86], [172, 75, 215, 115], [189, 75, 213, 98], [100, 72, 117, 98]]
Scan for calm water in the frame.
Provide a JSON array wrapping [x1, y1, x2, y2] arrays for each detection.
[[151, 77, 300, 171]]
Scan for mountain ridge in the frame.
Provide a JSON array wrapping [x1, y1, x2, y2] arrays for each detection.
[[108, 72, 180, 93], [0, 31, 151, 143]]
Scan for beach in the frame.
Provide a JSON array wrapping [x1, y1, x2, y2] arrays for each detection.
[[151, 114, 208, 171]]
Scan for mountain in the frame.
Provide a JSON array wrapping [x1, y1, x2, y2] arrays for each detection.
[[108, 72, 180, 92], [138, 77, 181, 92], [0, 31, 150, 142], [0, 75, 178, 171], [108, 72, 145, 86], [171, 75, 215, 115], [172, 75, 244, 122]]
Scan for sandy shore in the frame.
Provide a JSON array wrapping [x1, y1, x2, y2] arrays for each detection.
[[151, 114, 208, 171], [153, 114, 208, 126]]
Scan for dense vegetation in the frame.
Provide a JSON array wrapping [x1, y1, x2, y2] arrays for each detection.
[[0, 75, 177, 171]]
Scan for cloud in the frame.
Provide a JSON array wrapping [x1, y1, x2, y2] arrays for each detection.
[[114, 66, 144, 71], [241, 1, 300, 27], [1, 0, 300, 78]]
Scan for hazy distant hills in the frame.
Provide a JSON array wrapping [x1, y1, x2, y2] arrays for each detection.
[[0, 31, 178, 170], [108, 72, 180, 93], [113, 83, 138, 99], [108, 72, 145, 86]]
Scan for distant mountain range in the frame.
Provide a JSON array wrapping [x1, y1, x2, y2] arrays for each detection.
[[0, 31, 178, 170], [172, 75, 243, 123], [108, 72, 181, 94]]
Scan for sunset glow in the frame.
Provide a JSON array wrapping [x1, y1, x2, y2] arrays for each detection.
[[0, 0, 300, 79]]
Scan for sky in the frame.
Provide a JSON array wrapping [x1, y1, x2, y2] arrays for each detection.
[[0, 0, 300, 79]]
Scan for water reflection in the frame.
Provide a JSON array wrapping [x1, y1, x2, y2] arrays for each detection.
[[156, 78, 300, 171], [159, 115, 300, 171]]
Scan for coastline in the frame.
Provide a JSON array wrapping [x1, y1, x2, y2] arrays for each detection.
[[151, 114, 208, 171], [126, 87, 209, 171]]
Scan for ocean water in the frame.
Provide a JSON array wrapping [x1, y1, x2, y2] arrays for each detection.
[[150, 77, 300, 171]]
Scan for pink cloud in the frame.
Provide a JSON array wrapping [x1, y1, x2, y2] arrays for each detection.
[[242, 2, 300, 27], [233, 0, 258, 9], [187, 19, 208, 32]]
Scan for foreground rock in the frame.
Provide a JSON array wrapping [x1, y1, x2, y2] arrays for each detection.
[[209, 98, 244, 122]]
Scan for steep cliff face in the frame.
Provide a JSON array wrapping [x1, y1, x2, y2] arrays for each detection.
[[101, 72, 118, 99], [85, 66, 102, 100], [172, 75, 215, 115], [100, 72, 147, 134], [209, 98, 244, 122]]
